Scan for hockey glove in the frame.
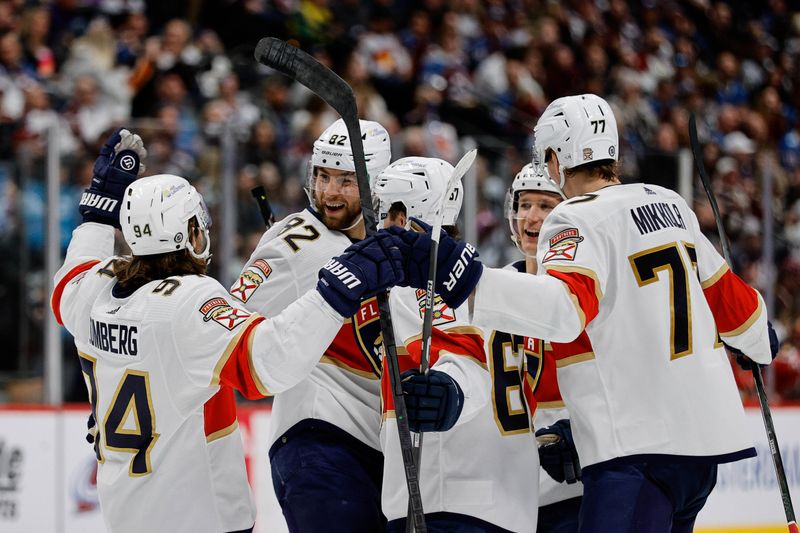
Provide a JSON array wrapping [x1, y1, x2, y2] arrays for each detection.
[[726, 320, 780, 370], [536, 419, 582, 484], [79, 128, 147, 228], [401, 368, 464, 432], [384, 217, 483, 309], [317, 231, 405, 317]]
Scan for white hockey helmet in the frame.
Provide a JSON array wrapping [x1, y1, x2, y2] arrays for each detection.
[[309, 118, 391, 195], [120, 174, 212, 261], [374, 156, 462, 227], [533, 93, 618, 190], [505, 162, 562, 254]]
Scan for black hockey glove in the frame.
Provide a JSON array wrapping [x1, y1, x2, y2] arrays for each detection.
[[384, 217, 483, 309], [317, 231, 405, 317], [536, 419, 582, 484], [726, 320, 779, 371], [79, 128, 147, 228], [401, 368, 464, 433]]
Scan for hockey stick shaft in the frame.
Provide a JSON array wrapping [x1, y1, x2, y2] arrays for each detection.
[[255, 37, 427, 533], [689, 113, 796, 530], [407, 149, 477, 528], [419, 150, 478, 374], [250, 185, 275, 228]]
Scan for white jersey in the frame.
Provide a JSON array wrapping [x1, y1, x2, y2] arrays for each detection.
[[232, 209, 383, 451], [52, 223, 343, 533], [381, 287, 539, 532], [473, 184, 771, 469], [502, 262, 583, 508]]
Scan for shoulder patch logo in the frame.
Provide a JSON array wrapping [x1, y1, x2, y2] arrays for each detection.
[[543, 228, 584, 263], [230, 259, 272, 302], [199, 297, 250, 330], [415, 289, 456, 326]]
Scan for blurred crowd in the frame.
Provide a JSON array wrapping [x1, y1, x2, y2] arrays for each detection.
[[1, 0, 800, 403]]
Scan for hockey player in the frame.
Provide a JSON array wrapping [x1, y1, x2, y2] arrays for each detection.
[[231, 119, 392, 532], [374, 157, 530, 532], [382, 93, 779, 532], [52, 129, 404, 533], [505, 163, 582, 533]]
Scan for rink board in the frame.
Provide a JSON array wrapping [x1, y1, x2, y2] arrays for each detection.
[[0, 405, 797, 533]]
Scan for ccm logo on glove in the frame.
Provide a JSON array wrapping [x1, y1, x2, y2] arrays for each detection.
[[322, 259, 362, 289], [443, 242, 477, 291], [80, 192, 119, 213]]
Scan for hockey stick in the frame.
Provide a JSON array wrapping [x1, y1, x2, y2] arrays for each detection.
[[419, 150, 478, 376], [407, 149, 477, 531], [255, 37, 427, 533], [689, 113, 797, 533], [250, 185, 275, 228]]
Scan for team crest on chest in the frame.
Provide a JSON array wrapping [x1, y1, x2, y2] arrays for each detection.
[[414, 289, 456, 325], [230, 259, 272, 302], [199, 297, 251, 330], [543, 228, 584, 263], [352, 296, 383, 372]]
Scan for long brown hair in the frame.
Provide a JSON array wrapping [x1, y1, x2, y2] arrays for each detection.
[[112, 250, 207, 290]]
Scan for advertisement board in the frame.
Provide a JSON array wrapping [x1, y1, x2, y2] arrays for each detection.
[[1, 405, 799, 532]]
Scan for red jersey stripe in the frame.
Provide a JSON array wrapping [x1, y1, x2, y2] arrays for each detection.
[[702, 268, 761, 336], [51, 260, 100, 325], [546, 267, 602, 328], [204, 386, 238, 442], [405, 326, 486, 368], [214, 315, 270, 399]]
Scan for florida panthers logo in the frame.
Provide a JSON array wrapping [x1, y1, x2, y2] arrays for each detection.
[[352, 296, 383, 376], [199, 297, 251, 330], [414, 289, 456, 325], [543, 228, 584, 263], [230, 259, 272, 302]]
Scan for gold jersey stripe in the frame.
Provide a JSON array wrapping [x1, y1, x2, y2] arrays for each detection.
[[206, 419, 239, 443], [556, 352, 595, 368], [719, 297, 763, 337], [210, 313, 263, 388], [545, 264, 604, 302], [536, 400, 566, 409], [700, 262, 729, 289], [319, 356, 381, 380]]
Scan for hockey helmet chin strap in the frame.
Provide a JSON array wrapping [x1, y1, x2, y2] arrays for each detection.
[[340, 211, 364, 232], [551, 160, 569, 201]]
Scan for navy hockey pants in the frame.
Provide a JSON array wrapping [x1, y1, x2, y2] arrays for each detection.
[[537, 496, 582, 533], [270, 425, 386, 533], [578, 461, 717, 533]]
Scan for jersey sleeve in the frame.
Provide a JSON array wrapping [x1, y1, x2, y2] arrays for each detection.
[[689, 212, 771, 364], [174, 279, 344, 398], [51, 222, 116, 333], [538, 205, 607, 329]]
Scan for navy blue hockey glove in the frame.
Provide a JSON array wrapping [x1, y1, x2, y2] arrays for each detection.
[[385, 217, 483, 309], [726, 320, 780, 370], [317, 231, 405, 317], [401, 368, 464, 432], [536, 419, 582, 484], [79, 128, 147, 228]]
